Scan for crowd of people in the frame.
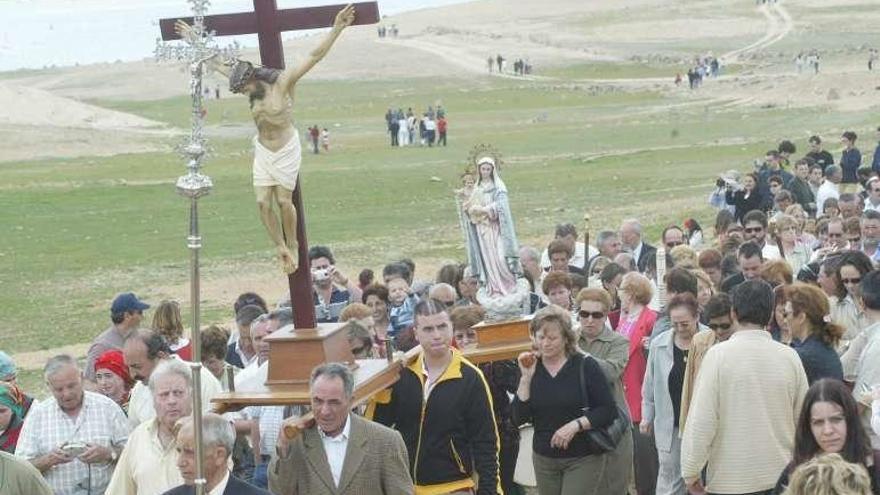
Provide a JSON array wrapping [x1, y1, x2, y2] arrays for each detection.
[[384, 105, 448, 148], [6, 131, 880, 495], [487, 54, 533, 75], [794, 50, 822, 74], [676, 55, 722, 90]]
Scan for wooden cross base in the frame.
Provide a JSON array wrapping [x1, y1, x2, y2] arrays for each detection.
[[264, 323, 356, 385]]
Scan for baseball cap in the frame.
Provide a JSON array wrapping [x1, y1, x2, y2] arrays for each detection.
[[111, 292, 150, 314]]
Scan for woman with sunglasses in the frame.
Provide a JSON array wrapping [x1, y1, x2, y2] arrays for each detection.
[[680, 294, 733, 432], [830, 251, 873, 346], [783, 283, 844, 384], [576, 287, 633, 494], [641, 294, 708, 494], [773, 378, 878, 493]]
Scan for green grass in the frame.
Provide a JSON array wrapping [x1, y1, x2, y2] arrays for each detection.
[[2, 65, 878, 367]]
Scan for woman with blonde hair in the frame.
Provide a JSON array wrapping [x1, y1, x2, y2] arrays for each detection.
[[151, 299, 191, 360], [785, 454, 872, 495], [776, 214, 812, 274], [513, 305, 617, 495], [616, 271, 659, 493], [783, 284, 844, 383]]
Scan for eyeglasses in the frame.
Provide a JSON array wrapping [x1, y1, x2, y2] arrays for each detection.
[[744, 227, 763, 234], [441, 300, 455, 308], [827, 232, 843, 238], [578, 310, 606, 320], [841, 277, 862, 285], [665, 241, 684, 249], [708, 322, 731, 331]]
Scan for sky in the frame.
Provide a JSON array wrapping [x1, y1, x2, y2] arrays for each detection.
[[0, 0, 470, 71]]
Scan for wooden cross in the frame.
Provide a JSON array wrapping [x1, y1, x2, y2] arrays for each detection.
[[160, 1, 379, 329]]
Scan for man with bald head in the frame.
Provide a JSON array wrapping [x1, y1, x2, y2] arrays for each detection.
[[428, 283, 457, 308], [123, 328, 222, 428], [620, 218, 656, 273], [15, 355, 129, 494]]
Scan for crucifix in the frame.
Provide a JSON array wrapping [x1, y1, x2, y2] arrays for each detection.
[[160, 0, 379, 330]]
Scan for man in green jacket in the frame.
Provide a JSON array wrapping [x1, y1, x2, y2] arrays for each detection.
[[788, 158, 816, 215]]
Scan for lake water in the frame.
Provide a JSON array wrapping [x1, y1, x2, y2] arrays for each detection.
[[0, 0, 470, 71]]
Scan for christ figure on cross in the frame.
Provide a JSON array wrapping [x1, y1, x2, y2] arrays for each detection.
[[175, 4, 355, 273]]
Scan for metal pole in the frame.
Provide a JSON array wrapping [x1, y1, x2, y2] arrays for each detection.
[[155, 3, 230, 494]]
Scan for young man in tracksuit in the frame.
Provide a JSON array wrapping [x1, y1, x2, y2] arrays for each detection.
[[367, 299, 502, 495]]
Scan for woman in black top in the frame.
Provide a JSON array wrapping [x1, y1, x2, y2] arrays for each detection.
[[513, 305, 616, 495], [783, 283, 844, 384], [774, 379, 879, 494], [725, 172, 763, 222]]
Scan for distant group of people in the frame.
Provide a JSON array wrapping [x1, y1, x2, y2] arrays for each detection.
[[384, 106, 448, 148], [795, 50, 821, 74], [377, 24, 398, 38], [306, 125, 329, 154], [487, 54, 532, 75], [676, 55, 721, 90]]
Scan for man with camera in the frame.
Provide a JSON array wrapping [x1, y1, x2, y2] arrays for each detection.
[[309, 246, 362, 324], [15, 355, 129, 495]]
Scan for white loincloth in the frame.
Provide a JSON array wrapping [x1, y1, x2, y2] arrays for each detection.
[[252, 130, 302, 190]]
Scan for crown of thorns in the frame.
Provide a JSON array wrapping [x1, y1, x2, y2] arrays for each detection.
[[228, 58, 256, 93], [465, 144, 504, 176]]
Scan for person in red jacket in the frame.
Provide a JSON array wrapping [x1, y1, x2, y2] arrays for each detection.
[[615, 272, 659, 495], [437, 116, 448, 146]]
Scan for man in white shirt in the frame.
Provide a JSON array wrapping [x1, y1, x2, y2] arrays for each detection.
[[270, 363, 413, 495], [162, 413, 269, 495], [864, 178, 880, 213], [124, 329, 222, 428], [15, 355, 129, 495], [681, 280, 808, 494], [233, 308, 296, 489], [540, 222, 598, 271], [741, 209, 782, 260], [106, 359, 194, 495], [853, 271, 880, 457], [816, 165, 842, 217]]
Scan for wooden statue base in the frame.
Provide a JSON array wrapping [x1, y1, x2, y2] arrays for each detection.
[[472, 316, 532, 347], [263, 323, 356, 385], [212, 339, 533, 412]]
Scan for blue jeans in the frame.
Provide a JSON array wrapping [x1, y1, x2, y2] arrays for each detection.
[[253, 462, 269, 489]]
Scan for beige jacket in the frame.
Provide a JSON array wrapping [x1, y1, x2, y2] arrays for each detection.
[[268, 414, 414, 495]]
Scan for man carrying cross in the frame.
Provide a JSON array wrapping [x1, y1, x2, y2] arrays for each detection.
[[175, 4, 355, 274]]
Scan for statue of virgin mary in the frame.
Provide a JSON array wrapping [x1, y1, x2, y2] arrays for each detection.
[[459, 147, 529, 319]]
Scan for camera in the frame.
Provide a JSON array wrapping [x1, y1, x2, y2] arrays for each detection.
[[61, 442, 88, 457], [312, 267, 332, 282]]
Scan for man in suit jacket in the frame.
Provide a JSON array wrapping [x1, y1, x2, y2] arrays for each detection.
[[163, 413, 269, 495], [620, 218, 656, 274], [269, 363, 413, 495]]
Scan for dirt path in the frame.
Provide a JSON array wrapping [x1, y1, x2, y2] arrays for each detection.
[[724, 1, 793, 63]]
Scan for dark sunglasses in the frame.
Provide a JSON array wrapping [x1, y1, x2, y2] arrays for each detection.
[[665, 241, 684, 249], [708, 322, 731, 331], [578, 310, 606, 320], [841, 277, 861, 285], [744, 227, 763, 234]]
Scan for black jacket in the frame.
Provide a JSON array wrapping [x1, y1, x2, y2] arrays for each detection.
[[367, 349, 501, 495], [162, 474, 270, 495], [637, 242, 657, 274]]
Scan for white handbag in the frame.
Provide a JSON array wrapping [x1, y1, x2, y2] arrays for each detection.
[[513, 424, 536, 487]]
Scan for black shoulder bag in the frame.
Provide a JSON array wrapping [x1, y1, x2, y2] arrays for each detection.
[[578, 354, 631, 453]]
